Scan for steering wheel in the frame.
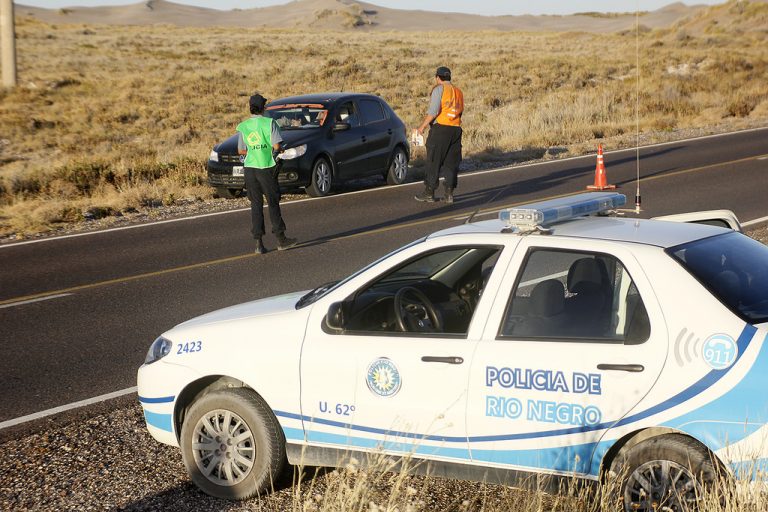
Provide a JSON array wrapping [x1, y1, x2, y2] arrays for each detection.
[[393, 286, 443, 333]]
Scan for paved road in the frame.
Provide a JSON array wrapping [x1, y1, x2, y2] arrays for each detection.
[[1, 128, 767, 423]]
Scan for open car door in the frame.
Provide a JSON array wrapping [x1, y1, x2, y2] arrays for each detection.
[[652, 210, 742, 232]]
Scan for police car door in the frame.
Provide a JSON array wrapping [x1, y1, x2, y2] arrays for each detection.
[[466, 237, 666, 478], [299, 239, 506, 467]]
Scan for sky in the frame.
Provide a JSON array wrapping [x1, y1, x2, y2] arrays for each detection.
[[21, 0, 726, 17]]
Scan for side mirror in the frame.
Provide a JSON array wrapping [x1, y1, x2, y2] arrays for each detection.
[[325, 301, 348, 331], [333, 122, 351, 132]]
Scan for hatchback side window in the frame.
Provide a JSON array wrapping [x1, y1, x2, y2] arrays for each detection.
[[358, 99, 386, 125], [335, 102, 359, 127], [499, 249, 650, 344]]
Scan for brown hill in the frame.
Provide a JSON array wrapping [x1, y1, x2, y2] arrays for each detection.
[[17, 0, 716, 32]]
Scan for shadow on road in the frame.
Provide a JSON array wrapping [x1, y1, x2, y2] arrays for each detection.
[[294, 146, 682, 250]]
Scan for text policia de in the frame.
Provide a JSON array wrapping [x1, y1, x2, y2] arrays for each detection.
[[485, 366, 603, 427]]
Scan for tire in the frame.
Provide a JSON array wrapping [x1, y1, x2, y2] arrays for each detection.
[[386, 146, 409, 186], [180, 388, 286, 500], [215, 187, 241, 199], [613, 434, 720, 512], [306, 157, 332, 197]]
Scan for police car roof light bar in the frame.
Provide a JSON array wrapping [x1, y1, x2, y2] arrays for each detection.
[[499, 192, 627, 229]]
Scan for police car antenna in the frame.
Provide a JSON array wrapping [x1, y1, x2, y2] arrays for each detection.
[[633, 1, 642, 214], [463, 180, 515, 225]]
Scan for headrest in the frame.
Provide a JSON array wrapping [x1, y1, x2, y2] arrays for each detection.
[[530, 280, 565, 317], [567, 258, 608, 292], [684, 245, 723, 276]]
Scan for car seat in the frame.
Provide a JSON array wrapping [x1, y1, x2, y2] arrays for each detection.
[[511, 279, 567, 337], [565, 258, 611, 336]]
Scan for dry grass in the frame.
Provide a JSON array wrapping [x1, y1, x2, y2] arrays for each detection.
[[281, 449, 768, 512], [1, 1, 767, 236]]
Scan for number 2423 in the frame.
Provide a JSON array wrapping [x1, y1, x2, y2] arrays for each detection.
[[177, 341, 202, 355]]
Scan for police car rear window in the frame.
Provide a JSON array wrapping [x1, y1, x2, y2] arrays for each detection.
[[669, 232, 768, 324]]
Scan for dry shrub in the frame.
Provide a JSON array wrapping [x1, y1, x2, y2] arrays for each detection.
[[1, 7, 767, 236]]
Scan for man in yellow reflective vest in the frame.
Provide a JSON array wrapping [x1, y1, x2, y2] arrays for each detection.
[[237, 94, 298, 254], [414, 66, 464, 204]]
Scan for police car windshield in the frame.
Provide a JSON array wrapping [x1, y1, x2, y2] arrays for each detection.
[[266, 104, 328, 130], [669, 231, 768, 324], [295, 237, 427, 309]]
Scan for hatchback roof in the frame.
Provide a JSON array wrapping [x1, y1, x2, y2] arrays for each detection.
[[267, 92, 380, 106]]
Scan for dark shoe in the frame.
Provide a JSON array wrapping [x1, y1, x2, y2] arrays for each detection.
[[414, 189, 435, 203], [277, 235, 298, 251], [254, 238, 267, 254], [443, 188, 454, 204]]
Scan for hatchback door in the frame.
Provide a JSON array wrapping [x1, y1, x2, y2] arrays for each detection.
[[357, 98, 393, 174], [466, 237, 667, 477], [330, 100, 369, 178]]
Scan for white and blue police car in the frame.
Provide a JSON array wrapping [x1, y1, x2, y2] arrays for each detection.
[[137, 192, 768, 510]]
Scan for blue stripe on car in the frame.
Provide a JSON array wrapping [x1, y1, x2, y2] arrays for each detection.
[[144, 410, 173, 432], [138, 395, 175, 404], [274, 324, 760, 446]]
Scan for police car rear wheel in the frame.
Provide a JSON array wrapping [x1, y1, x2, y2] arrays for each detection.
[[618, 434, 718, 512], [386, 147, 409, 186], [180, 388, 286, 500], [307, 158, 332, 197]]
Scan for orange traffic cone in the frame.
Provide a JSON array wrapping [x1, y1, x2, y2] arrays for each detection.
[[587, 144, 615, 190]]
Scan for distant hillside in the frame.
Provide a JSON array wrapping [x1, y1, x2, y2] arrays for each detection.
[[672, 0, 768, 35], [17, 0, 716, 32]]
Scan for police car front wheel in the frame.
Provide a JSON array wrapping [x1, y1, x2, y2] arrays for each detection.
[[180, 388, 287, 500]]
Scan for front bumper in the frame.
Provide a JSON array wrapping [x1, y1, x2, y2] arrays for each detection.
[[207, 158, 309, 189]]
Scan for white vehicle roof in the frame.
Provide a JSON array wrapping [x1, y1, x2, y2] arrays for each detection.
[[430, 210, 733, 249]]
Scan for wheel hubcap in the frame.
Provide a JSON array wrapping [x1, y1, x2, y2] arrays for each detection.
[[191, 409, 256, 486], [393, 152, 407, 180], [625, 460, 702, 511], [315, 163, 330, 193]]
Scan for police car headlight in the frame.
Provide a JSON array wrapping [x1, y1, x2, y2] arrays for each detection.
[[145, 336, 172, 365], [278, 144, 307, 160], [209, 150, 219, 162]]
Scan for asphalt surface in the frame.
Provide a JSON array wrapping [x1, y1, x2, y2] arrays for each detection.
[[1, 127, 767, 424]]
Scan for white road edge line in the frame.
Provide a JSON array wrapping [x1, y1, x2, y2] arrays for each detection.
[[743, 215, 768, 227], [0, 293, 73, 309], [2, 126, 767, 250], [0, 386, 138, 431]]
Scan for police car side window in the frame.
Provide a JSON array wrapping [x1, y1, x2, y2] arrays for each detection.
[[499, 249, 650, 344]]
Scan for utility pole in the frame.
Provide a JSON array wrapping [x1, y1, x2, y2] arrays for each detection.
[[1, 0, 17, 88]]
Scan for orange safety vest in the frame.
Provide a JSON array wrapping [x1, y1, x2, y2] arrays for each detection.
[[435, 84, 464, 127]]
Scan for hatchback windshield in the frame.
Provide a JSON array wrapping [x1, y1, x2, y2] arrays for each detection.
[[266, 104, 328, 130], [669, 232, 768, 323]]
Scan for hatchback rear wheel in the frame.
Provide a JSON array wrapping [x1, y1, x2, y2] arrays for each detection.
[[386, 147, 409, 185], [307, 157, 332, 197]]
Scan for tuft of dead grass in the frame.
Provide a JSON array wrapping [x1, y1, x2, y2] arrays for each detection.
[[1, 2, 767, 236]]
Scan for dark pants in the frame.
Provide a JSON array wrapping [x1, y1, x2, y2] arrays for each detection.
[[244, 166, 286, 238], [425, 124, 462, 191]]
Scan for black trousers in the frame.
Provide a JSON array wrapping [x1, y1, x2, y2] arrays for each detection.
[[244, 166, 286, 238], [425, 124, 462, 191]]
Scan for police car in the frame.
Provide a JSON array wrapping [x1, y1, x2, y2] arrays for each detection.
[[137, 192, 768, 509]]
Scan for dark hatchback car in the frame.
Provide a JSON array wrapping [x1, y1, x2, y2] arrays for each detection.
[[207, 93, 410, 198]]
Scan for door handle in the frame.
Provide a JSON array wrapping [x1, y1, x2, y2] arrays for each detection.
[[361, 136, 367, 143], [387, 129, 393, 135], [422, 356, 464, 364], [597, 364, 645, 372]]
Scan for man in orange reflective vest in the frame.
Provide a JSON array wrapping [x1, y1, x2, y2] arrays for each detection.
[[414, 66, 464, 204]]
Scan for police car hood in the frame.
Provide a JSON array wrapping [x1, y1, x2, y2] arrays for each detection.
[[175, 290, 308, 328]]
